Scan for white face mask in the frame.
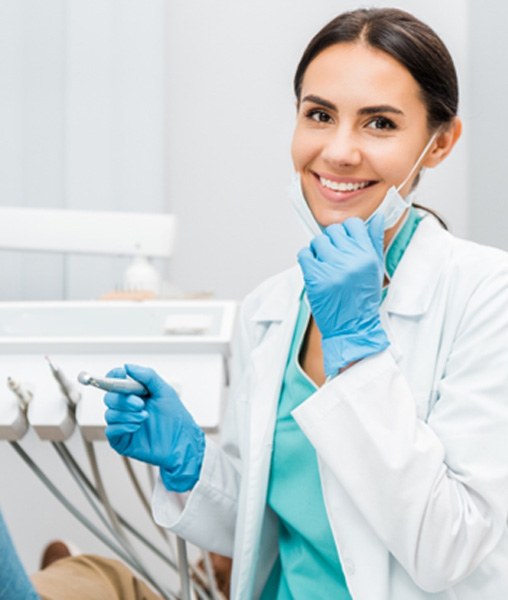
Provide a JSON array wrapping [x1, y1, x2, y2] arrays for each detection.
[[289, 131, 439, 238], [288, 174, 323, 239]]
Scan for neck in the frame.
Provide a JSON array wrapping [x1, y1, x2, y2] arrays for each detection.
[[383, 208, 410, 250]]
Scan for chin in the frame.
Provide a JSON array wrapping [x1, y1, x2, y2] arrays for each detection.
[[317, 212, 351, 227]]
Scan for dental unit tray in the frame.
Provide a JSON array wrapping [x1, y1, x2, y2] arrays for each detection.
[[0, 300, 236, 354], [0, 300, 237, 438]]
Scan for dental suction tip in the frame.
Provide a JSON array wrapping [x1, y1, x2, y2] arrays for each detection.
[[77, 371, 93, 385]]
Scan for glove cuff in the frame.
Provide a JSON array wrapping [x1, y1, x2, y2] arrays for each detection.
[[322, 320, 389, 377], [160, 428, 206, 493]]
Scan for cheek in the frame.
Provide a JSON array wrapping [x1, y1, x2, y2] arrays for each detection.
[[291, 128, 315, 169], [365, 144, 412, 183]]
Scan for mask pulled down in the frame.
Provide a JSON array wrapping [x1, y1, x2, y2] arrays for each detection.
[[289, 131, 439, 240]]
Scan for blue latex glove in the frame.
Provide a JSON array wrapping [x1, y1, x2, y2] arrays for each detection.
[[103, 364, 205, 492], [297, 214, 390, 377]]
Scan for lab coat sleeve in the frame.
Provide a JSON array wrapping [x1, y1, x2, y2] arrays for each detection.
[[152, 291, 257, 557], [152, 436, 239, 556], [292, 265, 508, 593]]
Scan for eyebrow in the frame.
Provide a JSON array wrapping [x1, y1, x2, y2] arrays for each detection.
[[301, 94, 337, 111], [301, 94, 404, 116], [359, 105, 404, 116]]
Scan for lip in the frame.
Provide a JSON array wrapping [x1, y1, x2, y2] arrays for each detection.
[[312, 171, 378, 204]]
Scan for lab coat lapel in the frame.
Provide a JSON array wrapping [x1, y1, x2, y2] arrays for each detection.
[[381, 216, 453, 365], [233, 268, 302, 598], [248, 267, 303, 452], [384, 216, 452, 317]]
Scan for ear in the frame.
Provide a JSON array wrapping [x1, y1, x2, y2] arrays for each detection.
[[422, 117, 462, 168]]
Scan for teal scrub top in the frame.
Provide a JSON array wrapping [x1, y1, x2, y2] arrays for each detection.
[[261, 209, 422, 599]]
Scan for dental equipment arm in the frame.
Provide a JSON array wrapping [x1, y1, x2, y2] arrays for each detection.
[[53, 441, 177, 569], [46, 357, 81, 407], [9, 441, 178, 600], [7, 378, 32, 411]]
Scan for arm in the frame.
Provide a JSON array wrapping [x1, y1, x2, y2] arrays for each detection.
[[103, 296, 255, 556], [293, 267, 508, 592], [152, 300, 256, 555]]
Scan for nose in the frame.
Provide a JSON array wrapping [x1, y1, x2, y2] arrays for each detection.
[[321, 127, 362, 168]]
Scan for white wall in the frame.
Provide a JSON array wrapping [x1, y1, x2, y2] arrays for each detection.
[[0, 0, 66, 299], [0, 0, 470, 303], [167, 0, 470, 300], [0, 0, 168, 301], [0, 0, 482, 582], [468, 1, 508, 251]]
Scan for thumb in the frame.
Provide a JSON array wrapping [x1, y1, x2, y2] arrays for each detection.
[[124, 364, 166, 396], [367, 213, 385, 262]]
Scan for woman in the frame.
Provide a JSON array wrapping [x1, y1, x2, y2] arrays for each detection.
[[104, 8, 508, 599]]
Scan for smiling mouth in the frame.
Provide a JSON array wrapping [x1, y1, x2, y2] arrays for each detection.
[[318, 175, 377, 193]]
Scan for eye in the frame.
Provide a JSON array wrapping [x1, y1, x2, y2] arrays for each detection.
[[366, 116, 397, 131], [305, 109, 333, 124]]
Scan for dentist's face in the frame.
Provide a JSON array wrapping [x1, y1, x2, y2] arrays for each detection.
[[291, 42, 433, 227]]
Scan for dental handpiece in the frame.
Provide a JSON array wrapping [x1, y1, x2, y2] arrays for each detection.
[[46, 356, 81, 406], [77, 371, 147, 396], [7, 377, 33, 410]]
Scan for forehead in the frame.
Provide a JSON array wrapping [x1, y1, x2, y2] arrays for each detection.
[[301, 42, 425, 112]]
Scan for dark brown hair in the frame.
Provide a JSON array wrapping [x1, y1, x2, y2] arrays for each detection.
[[294, 8, 458, 130], [294, 9, 458, 228]]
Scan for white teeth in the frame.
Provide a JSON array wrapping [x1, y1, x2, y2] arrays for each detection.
[[320, 177, 370, 192]]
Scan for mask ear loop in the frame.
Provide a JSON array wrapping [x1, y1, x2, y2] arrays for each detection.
[[395, 130, 440, 194], [382, 130, 440, 288]]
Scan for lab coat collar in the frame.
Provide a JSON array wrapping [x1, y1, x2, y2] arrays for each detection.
[[384, 215, 452, 316], [250, 266, 303, 324], [249, 215, 451, 324]]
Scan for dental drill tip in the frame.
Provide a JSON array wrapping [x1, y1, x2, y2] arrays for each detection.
[[75, 372, 147, 395], [45, 355, 58, 373], [77, 371, 93, 385]]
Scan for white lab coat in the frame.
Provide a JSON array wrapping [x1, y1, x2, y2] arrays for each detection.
[[153, 215, 508, 599]]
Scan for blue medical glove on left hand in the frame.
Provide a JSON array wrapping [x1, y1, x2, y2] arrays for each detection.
[[297, 214, 390, 377], [104, 364, 205, 493]]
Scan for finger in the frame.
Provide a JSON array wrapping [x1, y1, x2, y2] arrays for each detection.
[[104, 392, 145, 411], [125, 364, 181, 401], [105, 408, 148, 426], [310, 234, 338, 262], [106, 367, 127, 379], [340, 217, 371, 245], [367, 213, 385, 261], [297, 248, 329, 286], [297, 246, 318, 271], [324, 223, 363, 255], [297, 246, 313, 261], [123, 364, 162, 392], [105, 424, 138, 442], [323, 222, 348, 246]]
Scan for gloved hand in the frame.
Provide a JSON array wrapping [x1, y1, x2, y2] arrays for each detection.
[[297, 214, 390, 377], [103, 364, 205, 492]]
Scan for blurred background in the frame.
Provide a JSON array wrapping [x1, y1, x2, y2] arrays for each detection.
[[0, 0, 506, 582], [2, 0, 506, 303]]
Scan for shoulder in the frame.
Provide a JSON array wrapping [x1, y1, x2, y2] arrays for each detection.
[[418, 218, 508, 331], [418, 215, 508, 281], [240, 266, 302, 318], [230, 266, 302, 351], [448, 235, 508, 274], [227, 266, 302, 368]]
